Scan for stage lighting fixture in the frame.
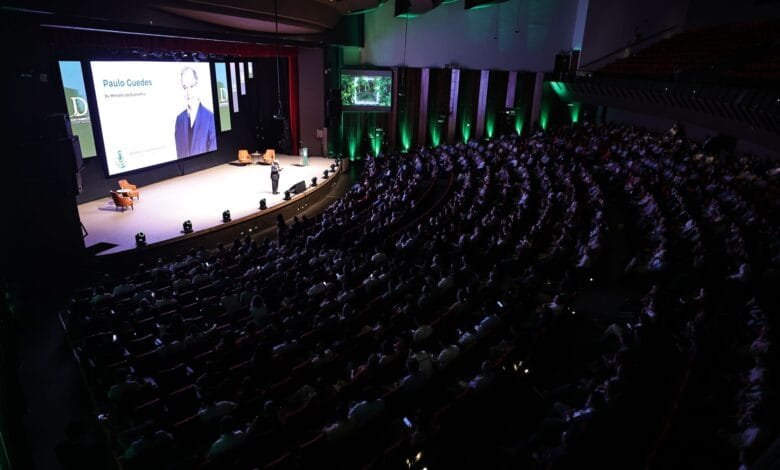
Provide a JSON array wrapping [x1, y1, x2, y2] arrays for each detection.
[[323, 170, 329, 179], [135, 232, 147, 247], [222, 210, 231, 223], [259, 198, 267, 210], [330, 163, 337, 171], [182, 220, 193, 234], [311, 177, 318, 187], [284, 190, 291, 201]]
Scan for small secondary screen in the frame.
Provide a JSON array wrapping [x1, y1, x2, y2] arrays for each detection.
[[340, 69, 392, 112]]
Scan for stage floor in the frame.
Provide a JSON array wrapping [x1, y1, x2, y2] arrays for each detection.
[[79, 155, 331, 255]]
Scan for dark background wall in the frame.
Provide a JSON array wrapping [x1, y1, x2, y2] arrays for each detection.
[[579, 0, 780, 68], [685, 0, 780, 27], [579, 0, 689, 67], [362, 0, 581, 71]]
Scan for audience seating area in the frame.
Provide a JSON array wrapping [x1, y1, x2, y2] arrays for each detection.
[[60, 122, 779, 469], [600, 20, 780, 83]]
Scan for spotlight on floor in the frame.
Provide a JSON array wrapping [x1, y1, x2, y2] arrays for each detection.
[[330, 163, 337, 172], [182, 220, 193, 234], [323, 169, 329, 179], [135, 232, 147, 247], [284, 190, 291, 201], [311, 177, 317, 187], [259, 198, 267, 210], [222, 210, 231, 223]]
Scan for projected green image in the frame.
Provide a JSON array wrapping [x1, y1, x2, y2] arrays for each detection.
[[341, 75, 392, 107]]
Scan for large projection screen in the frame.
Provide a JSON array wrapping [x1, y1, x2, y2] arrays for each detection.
[[90, 61, 217, 176]]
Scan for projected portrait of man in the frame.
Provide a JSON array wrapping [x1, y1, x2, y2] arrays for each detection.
[[175, 66, 217, 159]]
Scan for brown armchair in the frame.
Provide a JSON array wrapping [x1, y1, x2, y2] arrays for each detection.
[[118, 179, 140, 200], [262, 149, 276, 165], [110, 191, 134, 211], [234, 149, 252, 166]]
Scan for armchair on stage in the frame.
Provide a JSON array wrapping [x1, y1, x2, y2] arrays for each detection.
[[118, 179, 140, 200], [261, 149, 275, 164], [110, 191, 134, 211], [232, 148, 275, 165], [232, 149, 253, 166]]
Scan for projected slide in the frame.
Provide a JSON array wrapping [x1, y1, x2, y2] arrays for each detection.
[[90, 61, 217, 176], [58, 61, 97, 158], [341, 70, 392, 112]]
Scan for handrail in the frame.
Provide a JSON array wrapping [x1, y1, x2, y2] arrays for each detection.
[[580, 24, 680, 71]]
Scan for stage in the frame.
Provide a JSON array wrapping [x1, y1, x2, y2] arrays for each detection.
[[78, 155, 332, 255]]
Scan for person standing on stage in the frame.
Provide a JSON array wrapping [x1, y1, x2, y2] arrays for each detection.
[[270, 158, 282, 194]]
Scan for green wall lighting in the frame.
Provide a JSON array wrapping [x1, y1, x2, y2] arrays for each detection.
[[345, 115, 363, 161], [429, 120, 441, 147], [549, 81, 571, 100], [370, 128, 383, 157], [400, 125, 411, 152], [568, 102, 581, 124], [461, 121, 471, 142], [514, 115, 524, 135]]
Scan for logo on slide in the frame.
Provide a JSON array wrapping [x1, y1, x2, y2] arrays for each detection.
[[116, 150, 126, 169]]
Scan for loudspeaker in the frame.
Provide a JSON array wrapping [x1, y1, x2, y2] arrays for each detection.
[[71, 135, 83, 172], [553, 52, 572, 80], [42, 112, 73, 139], [75, 171, 83, 195], [290, 180, 307, 194], [17, 137, 79, 195]]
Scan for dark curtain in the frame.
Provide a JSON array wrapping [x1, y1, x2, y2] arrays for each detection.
[[252, 57, 292, 155], [288, 56, 300, 156]]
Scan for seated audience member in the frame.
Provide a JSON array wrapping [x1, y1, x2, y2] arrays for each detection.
[[466, 360, 496, 393], [122, 425, 174, 461], [435, 337, 461, 368], [400, 358, 428, 392], [108, 372, 145, 404], [197, 396, 238, 424], [207, 415, 257, 459], [323, 403, 355, 443], [347, 394, 385, 427]]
